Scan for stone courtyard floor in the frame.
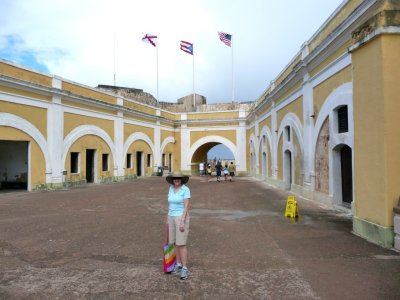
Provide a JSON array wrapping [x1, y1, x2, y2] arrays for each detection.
[[0, 176, 399, 299]]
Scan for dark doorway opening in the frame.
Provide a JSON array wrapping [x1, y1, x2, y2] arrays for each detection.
[[0, 141, 28, 190], [284, 150, 292, 189], [86, 149, 95, 183], [169, 154, 172, 172], [136, 151, 143, 176], [341, 145, 353, 204]]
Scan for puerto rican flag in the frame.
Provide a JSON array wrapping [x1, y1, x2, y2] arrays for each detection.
[[180, 40, 193, 55], [142, 33, 157, 47]]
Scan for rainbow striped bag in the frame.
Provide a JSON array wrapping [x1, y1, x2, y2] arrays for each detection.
[[163, 225, 176, 273]]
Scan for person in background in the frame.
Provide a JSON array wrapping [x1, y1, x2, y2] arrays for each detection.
[[207, 163, 212, 176], [215, 161, 223, 182], [223, 164, 229, 181], [165, 171, 191, 280], [228, 161, 236, 182]]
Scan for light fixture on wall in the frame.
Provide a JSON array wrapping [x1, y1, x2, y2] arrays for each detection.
[[310, 113, 315, 118]]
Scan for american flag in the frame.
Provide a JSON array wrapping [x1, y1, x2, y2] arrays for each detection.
[[180, 40, 193, 55], [218, 32, 232, 47]]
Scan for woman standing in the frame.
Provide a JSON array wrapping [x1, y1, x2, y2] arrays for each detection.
[[166, 171, 191, 280]]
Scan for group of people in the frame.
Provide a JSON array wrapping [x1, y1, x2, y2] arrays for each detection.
[[208, 161, 236, 182]]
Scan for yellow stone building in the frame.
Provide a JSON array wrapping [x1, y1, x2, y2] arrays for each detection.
[[1, 0, 400, 248]]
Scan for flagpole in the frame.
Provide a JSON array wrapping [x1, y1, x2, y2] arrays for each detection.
[[113, 32, 116, 86], [156, 45, 159, 104], [193, 51, 195, 111], [231, 36, 234, 103]]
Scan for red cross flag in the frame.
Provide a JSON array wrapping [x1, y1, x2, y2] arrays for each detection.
[[142, 33, 158, 47]]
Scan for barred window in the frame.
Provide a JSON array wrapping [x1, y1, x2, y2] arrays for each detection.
[[338, 106, 348, 133]]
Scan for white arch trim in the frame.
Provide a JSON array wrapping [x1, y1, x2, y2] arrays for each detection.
[[62, 125, 117, 167], [312, 82, 353, 152], [276, 112, 304, 154], [189, 135, 237, 161], [123, 132, 156, 158], [0, 112, 51, 174], [160, 136, 176, 155], [260, 125, 273, 155]]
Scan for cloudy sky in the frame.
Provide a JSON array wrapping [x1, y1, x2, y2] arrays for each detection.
[[0, 0, 343, 105]]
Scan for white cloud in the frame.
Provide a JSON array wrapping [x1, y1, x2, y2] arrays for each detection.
[[0, 0, 343, 103]]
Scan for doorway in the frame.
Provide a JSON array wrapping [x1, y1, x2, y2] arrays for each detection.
[[341, 145, 353, 204], [136, 151, 143, 176], [284, 150, 292, 190], [86, 149, 95, 183], [0, 141, 28, 191]]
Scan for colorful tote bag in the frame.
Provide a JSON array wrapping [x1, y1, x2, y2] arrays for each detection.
[[163, 224, 176, 273]]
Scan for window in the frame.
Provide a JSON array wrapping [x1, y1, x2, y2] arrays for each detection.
[[102, 153, 109, 171], [126, 153, 132, 168], [70, 152, 79, 173], [147, 154, 152, 167], [285, 126, 290, 141], [338, 106, 348, 133], [162, 153, 166, 167]]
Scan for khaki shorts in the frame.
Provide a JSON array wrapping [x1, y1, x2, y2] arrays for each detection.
[[168, 215, 190, 246]]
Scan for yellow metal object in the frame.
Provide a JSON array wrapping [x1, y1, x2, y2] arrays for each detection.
[[285, 196, 299, 218]]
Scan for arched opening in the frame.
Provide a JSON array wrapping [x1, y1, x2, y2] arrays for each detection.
[[332, 144, 353, 206], [262, 152, 267, 177], [191, 142, 234, 175], [284, 150, 292, 190], [0, 140, 29, 191], [340, 145, 353, 205]]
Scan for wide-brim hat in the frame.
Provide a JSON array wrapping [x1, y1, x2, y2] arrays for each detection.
[[166, 171, 189, 185]]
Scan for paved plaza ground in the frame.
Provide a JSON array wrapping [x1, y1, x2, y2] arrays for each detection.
[[0, 176, 399, 299]]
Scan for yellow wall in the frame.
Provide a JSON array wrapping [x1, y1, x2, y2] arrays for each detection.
[[123, 100, 156, 116], [313, 66, 352, 119], [190, 130, 236, 146], [124, 123, 154, 143], [64, 135, 114, 182], [0, 62, 52, 87], [64, 113, 114, 140], [0, 101, 47, 137], [276, 97, 303, 127], [352, 35, 400, 226], [0, 86, 51, 101], [310, 39, 352, 78], [188, 111, 238, 120], [0, 127, 46, 188], [62, 99, 117, 115], [62, 82, 117, 105]]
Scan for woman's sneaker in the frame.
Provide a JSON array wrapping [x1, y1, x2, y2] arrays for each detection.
[[180, 267, 189, 280], [171, 264, 182, 274]]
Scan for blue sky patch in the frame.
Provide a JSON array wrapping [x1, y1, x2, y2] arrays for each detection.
[[0, 35, 49, 73]]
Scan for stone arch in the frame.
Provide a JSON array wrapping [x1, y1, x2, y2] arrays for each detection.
[[123, 132, 156, 159], [312, 83, 353, 202], [189, 135, 237, 162], [249, 133, 257, 176], [260, 126, 273, 178], [0, 113, 51, 175], [276, 113, 304, 187], [312, 82, 353, 159], [62, 125, 117, 168], [160, 136, 175, 155], [276, 113, 304, 154]]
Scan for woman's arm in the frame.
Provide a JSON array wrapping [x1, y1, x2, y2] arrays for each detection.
[[179, 199, 190, 232]]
